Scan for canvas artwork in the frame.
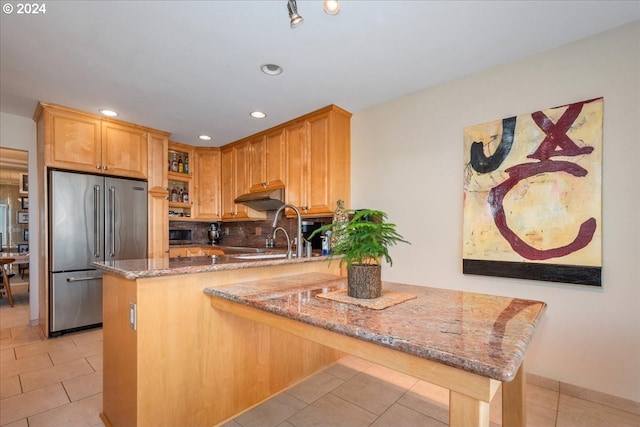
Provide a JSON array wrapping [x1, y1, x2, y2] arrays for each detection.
[[463, 98, 603, 286]]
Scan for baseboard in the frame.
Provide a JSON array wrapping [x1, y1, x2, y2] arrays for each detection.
[[527, 373, 640, 416]]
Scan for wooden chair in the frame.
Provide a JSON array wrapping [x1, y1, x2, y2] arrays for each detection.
[[0, 258, 15, 307], [18, 263, 29, 279]]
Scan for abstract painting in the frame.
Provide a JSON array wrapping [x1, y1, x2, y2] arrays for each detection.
[[463, 98, 603, 286]]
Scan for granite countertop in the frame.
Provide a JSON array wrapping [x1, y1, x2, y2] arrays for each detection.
[[93, 253, 331, 280], [204, 273, 547, 382]]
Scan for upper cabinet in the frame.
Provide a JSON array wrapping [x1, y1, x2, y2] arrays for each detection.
[[168, 141, 194, 220], [166, 142, 224, 222], [101, 121, 148, 179], [221, 141, 265, 221], [235, 104, 351, 219], [35, 103, 152, 180], [249, 128, 286, 192], [148, 132, 169, 259], [193, 147, 221, 220], [285, 105, 351, 217]]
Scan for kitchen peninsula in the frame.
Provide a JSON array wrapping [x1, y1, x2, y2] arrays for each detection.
[[95, 255, 546, 427]]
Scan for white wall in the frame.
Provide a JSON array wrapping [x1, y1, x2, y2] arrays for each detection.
[[0, 112, 38, 324], [351, 21, 639, 402]]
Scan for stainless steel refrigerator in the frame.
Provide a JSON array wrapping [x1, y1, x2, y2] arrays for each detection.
[[48, 170, 148, 335]]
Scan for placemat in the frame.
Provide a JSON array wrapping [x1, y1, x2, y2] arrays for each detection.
[[316, 289, 417, 310]]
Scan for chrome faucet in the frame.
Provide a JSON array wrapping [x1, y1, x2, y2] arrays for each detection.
[[272, 227, 292, 259], [272, 204, 304, 258]]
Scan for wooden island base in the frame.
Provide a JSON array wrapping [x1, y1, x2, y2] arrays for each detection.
[[100, 261, 344, 427]]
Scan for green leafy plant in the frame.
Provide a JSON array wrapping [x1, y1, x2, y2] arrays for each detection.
[[310, 209, 410, 268]]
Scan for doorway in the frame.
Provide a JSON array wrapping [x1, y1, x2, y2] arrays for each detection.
[[0, 147, 29, 306]]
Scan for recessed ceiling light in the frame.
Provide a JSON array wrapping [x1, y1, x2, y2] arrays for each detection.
[[99, 109, 118, 117], [250, 111, 266, 119], [323, 0, 340, 15], [198, 135, 212, 141], [260, 64, 282, 76]]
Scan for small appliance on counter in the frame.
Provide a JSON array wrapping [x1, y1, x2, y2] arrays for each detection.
[[208, 223, 221, 244], [301, 221, 323, 250]]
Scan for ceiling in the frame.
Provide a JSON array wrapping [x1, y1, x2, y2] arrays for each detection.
[[0, 148, 28, 171], [1, 1, 638, 147]]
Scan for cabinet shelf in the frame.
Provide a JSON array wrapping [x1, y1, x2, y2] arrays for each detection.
[[169, 201, 192, 209], [168, 147, 191, 175], [168, 171, 192, 180]]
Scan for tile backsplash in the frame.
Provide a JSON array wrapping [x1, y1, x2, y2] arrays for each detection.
[[169, 212, 331, 250]]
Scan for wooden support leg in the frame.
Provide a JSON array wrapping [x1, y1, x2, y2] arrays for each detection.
[[502, 362, 526, 427], [450, 391, 490, 427]]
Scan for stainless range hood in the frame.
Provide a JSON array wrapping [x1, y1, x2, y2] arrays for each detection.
[[234, 187, 285, 211]]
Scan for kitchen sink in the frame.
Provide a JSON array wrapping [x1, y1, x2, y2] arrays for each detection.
[[232, 253, 289, 260], [211, 245, 268, 254]]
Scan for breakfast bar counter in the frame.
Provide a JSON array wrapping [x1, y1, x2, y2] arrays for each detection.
[[205, 273, 547, 427], [96, 255, 346, 427]]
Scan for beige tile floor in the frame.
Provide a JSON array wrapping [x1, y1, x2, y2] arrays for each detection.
[[2, 279, 639, 427]]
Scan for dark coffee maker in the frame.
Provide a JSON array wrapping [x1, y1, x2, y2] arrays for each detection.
[[301, 221, 322, 250], [208, 223, 221, 244]]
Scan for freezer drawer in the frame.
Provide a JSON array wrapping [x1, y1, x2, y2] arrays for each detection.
[[50, 270, 103, 333]]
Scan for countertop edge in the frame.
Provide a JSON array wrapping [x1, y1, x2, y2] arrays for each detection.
[[93, 255, 337, 280]]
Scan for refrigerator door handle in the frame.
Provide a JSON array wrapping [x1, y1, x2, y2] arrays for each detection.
[[109, 186, 116, 257], [66, 276, 102, 283], [94, 185, 101, 258]]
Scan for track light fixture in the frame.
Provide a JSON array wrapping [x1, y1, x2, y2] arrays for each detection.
[[287, 0, 340, 28], [287, 0, 304, 28]]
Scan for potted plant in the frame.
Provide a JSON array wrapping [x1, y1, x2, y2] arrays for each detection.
[[310, 208, 410, 299]]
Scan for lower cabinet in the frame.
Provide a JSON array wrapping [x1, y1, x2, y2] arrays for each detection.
[[169, 246, 224, 258], [101, 261, 343, 427], [168, 247, 188, 258]]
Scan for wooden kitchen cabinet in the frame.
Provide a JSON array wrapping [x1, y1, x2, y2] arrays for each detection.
[[169, 246, 224, 258], [201, 247, 224, 256], [186, 247, 203, 257], [35, 102, 149, 179], [147, 131, 170, 260], [249, 128, 286, 192], [221, 142, 265, 221], [193, 147, 221, 220], [169, 247, 188, 258], [285, 105, 351, 216], [221, 145, 235, 220], [168, 141, 194, 220], [38, 105, 102, 173], [101, 121, 148, 179]]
